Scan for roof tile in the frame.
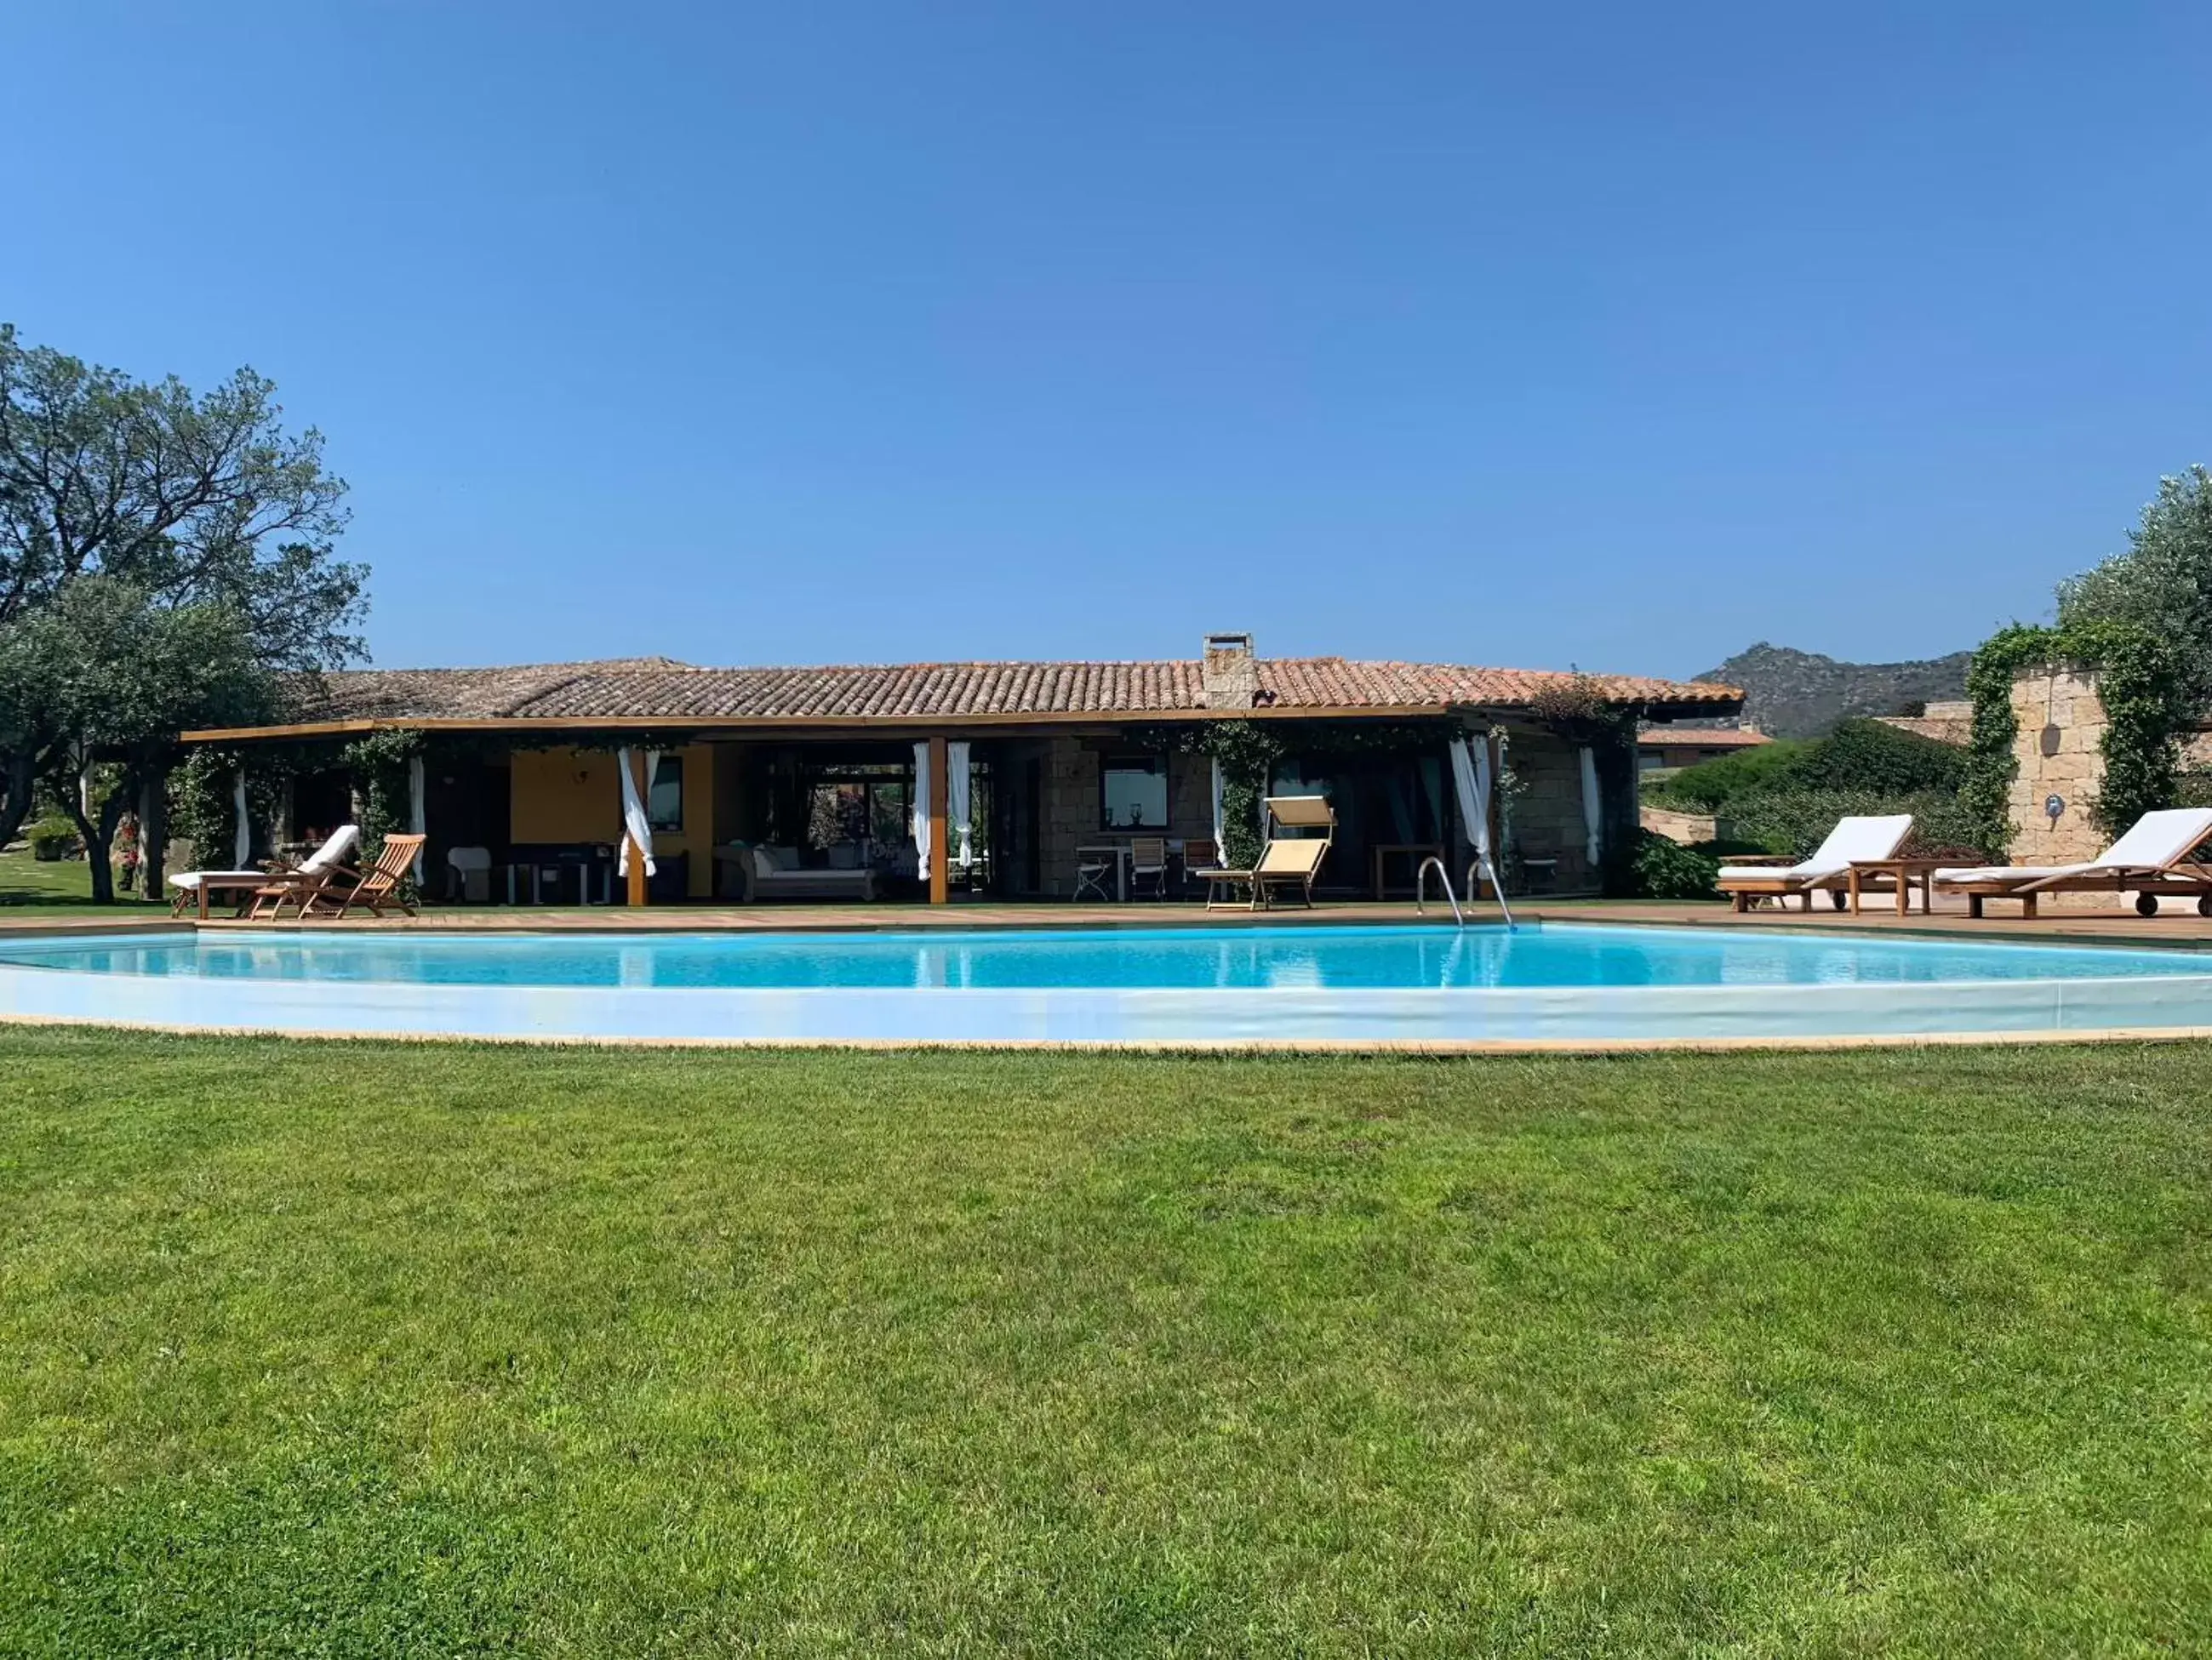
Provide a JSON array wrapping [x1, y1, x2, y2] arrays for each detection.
[[289, 655, 1740, 724]]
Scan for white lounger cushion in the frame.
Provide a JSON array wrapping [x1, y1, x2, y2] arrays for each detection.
[[1934, 807, 2212, 888], [1718, 814, 1913, 884], [297, 824, 361, 873], [1932, 864, 2081, 884], [169, 870, 266, 889]]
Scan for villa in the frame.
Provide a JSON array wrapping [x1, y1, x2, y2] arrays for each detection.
[[180, 634, 1741, 905]]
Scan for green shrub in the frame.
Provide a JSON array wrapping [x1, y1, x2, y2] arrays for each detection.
[[1619, 830, 1721, 899], [26, 815, 80, 861], [1791, 719, 1969, 796], [1693, 836, 1780, 860], [1725, 789, 1985, 863], [1644, 740, 1808, 812], [1648, 721, 1968, 815]]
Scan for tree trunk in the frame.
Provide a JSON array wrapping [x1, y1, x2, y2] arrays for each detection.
[[62, 768, 138, 905], [140, 768, 169, 902], [0, 751, 34, 853], [63, 793, 115, 904]]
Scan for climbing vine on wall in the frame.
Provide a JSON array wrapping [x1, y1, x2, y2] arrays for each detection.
[[169, 745, 295, 865], [1520, 674, 1638, 744], [1963, 619, 2186, 858], [339, 727, 426, 862]]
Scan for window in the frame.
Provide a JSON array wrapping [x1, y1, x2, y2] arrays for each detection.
[[1100, 753, 1169, 830], [801, 762, 912, 852], [647, 756, 683, 831]]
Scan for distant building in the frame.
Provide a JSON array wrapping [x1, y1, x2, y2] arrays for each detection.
[[1872, 699, 1972, 746], [1638, 725, 1770, 773]]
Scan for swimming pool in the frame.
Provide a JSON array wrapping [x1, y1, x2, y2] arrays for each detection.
[[3, 923, 2211, 1047]]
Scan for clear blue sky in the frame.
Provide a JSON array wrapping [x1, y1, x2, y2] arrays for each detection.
[[11, 3, 2209, 681]]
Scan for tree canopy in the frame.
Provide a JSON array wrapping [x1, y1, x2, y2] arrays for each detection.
[[0, 324, 365, 885], [2056, 465, 2212, 709]]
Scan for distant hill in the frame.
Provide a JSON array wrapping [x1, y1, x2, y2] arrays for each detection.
[[1698, 642, 1971, 739]]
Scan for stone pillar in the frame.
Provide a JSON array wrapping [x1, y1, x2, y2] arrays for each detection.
[[2006, 666, 2114, 910]]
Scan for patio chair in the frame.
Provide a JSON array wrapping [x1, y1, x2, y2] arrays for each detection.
[[1072, 847, 1117, 903], [291, 832, 426, 920], [445, 844, 493, 903], [1129, 836, 1169, 899], [243, 824, 363, 919], [1931, 807, 2212, 918], [1203, 796, 1335, 911], [1716, 815, 1913, 912]]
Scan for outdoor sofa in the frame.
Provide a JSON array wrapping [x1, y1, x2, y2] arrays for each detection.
[[738, 844, 877, 902]]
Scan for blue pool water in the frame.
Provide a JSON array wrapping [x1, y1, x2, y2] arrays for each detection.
[[0, 923, 2205, 990], [2, 924, 2209, 1046]]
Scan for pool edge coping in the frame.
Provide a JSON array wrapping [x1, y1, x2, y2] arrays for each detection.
[[6, 1007, 2212, 1055]]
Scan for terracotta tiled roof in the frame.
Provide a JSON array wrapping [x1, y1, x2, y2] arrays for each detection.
[[289, 659, 695, 722], [287, 655, 1741, 725], [1638, 726, 1771, 748]]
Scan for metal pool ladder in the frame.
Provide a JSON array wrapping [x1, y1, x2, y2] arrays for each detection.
[[1415, 856, 1517, 931]]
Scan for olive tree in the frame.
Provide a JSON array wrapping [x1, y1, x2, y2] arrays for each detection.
[[2058, 465, 2212, 709], [0, 324, 364, 876], [0, 579, 273, 899]]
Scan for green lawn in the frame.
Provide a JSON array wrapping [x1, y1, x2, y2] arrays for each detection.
[[0, 845, 169, 913], [3, 1035, 2209, 1655]]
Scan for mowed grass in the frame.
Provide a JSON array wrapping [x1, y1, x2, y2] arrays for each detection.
[[3, 1035, 2209, 1655]]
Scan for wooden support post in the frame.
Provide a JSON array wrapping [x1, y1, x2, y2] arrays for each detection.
[[929, 735, 950, 906], [626, 750, 649, 907]]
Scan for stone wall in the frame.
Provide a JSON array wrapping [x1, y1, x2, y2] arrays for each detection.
[[1642, 804, 1719, 846], [2007, 668, 2107, 866], [1035, 740, 1212, 896], [2004, 666, 2129, 910], [1505, 727, 1632, 894]]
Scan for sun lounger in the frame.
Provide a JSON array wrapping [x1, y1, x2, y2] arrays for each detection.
[[1716, 814, 1913, 912], [258, 830, 422, 920], [169, 870, 274, 919], [1202, 796, 1335, 910], [1932, 807, 2212, 917], [244, 824, 363, 919]]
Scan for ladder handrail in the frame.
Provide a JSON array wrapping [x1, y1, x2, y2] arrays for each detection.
[[1415, 857, 1465, 927], [1469, 857, 1517, 930]]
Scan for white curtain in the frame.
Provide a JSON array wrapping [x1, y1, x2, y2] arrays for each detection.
[[407, 754, 426, 881], [616, 746, 658, 877], [947, 740, 973, 868], [1578, 744, 1603, 870], [1449, 737, 1496, 881], [232, 771, 252, 868], [911, 740, 934, 875], [1209, 756, 1226, 865]]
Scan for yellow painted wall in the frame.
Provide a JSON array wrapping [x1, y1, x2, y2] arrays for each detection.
[[511, 749, 619, 842], [507, 744, 716, 898]]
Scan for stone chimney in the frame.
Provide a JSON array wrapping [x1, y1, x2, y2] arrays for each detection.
[[1202, 632, 1259, 710]]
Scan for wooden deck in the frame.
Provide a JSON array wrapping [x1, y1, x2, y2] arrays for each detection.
[[9, 893, 2212, 951]]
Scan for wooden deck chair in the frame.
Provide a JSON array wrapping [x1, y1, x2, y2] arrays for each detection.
[[297, 833, 426, 920], [245, 824, 363, 919], [1204, 796, 1335, 910], [1932, 807, 2212, 918]]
